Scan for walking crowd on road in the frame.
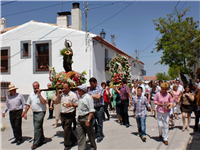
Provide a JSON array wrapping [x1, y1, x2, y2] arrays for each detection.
[[2, 78, 200, 150]]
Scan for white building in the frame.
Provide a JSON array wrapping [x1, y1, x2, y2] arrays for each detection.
[[0, 3, 145, 99]]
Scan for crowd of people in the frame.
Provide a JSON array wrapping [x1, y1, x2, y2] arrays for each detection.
[[2, 78, 200, 149]]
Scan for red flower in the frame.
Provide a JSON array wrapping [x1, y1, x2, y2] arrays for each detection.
[[56, 81, 61, 85]]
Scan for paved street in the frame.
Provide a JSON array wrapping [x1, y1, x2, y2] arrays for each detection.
[[1, 104, 199, 150]]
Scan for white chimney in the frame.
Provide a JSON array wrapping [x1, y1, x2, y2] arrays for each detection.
[[56, 12, 71, 28], [1, 18, 6, 31], [71, 3, 82, 30]]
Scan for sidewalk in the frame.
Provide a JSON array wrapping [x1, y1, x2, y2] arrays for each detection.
[[1, 104, 199, 150]]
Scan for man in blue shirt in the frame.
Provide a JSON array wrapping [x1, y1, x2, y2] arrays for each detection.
[[88, 77, 104, 143]]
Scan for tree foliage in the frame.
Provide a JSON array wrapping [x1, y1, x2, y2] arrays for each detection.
[[156, 72, 170, 81], [152, 7, 200, 85], [168, 66, 180, 80]]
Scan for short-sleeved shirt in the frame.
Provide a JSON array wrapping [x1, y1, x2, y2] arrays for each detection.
[[149, 88, 158, 100], [3, 93, 26, 113], [26, 91, 47, 112], [132, 95, 151, 117], [46, 90, 56, 100], [78, 93, 95, 116], [178, 85, 184, 92], [120, 84, 130, 100], [153, 92, 173, 113], [88, 85, 104, 107], [59, 91, 78, 113]]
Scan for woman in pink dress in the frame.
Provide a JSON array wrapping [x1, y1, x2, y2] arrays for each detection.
[[171, 84, 181, 119]]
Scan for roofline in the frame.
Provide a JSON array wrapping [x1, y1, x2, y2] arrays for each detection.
[[93, 36, 145, 65]]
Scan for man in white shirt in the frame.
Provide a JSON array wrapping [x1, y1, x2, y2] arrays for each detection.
[[138, 80, 145, 96], [76, 85, 96, 150], [55, 82, 78, 150], [24, 81, 47, 150]]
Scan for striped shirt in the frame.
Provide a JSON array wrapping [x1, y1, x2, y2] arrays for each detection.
[[3, 93, 26, 113], [132, 95, 151, 117], [88, 85, 104, 107], [120, 84, 130, 100]]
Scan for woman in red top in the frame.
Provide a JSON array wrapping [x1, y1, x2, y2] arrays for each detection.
[[101, 82, 110, 120]]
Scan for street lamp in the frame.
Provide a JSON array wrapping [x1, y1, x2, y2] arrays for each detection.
[[93, 29, 106, 45], [100, 29, 106, 40]]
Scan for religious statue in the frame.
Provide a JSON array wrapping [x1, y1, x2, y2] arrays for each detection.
[[63, 40, 73, 72]]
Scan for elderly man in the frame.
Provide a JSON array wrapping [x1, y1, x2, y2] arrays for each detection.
[[88, 77, 104, 143], [2, 84, 26, 145], [55, 82, 78, 150], [77, 85, 96, 150], [24, 81, 47, 149]]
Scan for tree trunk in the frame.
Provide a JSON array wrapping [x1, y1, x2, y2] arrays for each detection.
[[180, 71, 188, 87]]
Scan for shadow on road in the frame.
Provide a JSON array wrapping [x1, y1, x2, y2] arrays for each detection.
[[131, 132, 163, 143]]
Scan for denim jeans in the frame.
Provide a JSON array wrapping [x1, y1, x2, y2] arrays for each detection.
[[136, 116, 146, 138], [93, 106, 104, 139]]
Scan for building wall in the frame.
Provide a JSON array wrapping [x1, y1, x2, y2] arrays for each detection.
[[0, 21, 92, 95], [92, 42, 144, 84]]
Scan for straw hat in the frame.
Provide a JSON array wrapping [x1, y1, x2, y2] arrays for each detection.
[[8, 84, 18, 92]]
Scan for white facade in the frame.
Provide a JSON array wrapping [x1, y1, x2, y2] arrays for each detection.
[[0, 21, 145, 96]]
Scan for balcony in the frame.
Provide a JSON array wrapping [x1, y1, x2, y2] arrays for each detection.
[[105, 58, 111, 71], [140, 69, 146, 76]]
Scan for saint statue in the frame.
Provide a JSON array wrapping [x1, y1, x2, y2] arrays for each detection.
[[63, 40, 73, 72]]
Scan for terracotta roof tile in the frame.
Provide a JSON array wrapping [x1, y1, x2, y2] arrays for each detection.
[[1, 25, 19, 34]]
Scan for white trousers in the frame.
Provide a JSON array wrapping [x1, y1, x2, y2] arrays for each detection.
[[157, 111, 170, 141]]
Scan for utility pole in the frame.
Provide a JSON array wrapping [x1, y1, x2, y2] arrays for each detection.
[[85, 2, 88, 33], [83, 2, 89, 51], [61, 0, 63, 12], [135, 49, 138, 60]]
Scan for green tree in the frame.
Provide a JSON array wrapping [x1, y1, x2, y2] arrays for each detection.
[[168, 66, 180, 80], [156, 72, 170, 81], [152, 7, 200, 86]]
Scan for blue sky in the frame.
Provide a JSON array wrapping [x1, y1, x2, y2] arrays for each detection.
[[1, 1, 200, 76]]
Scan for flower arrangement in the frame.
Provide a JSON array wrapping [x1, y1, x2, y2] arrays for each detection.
[[49, 67, 87, 89], [1, 66, 6, 70], [109, 54, 131, 87], [40, 65, 48, 69]]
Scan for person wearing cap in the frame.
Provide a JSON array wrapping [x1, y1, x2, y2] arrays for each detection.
[[23, 81, 48, 149], [76, 85, 96, 150], [55, 82, 78, 150], [2, 84, 26, 145]]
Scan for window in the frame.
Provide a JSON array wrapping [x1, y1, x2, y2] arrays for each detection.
[[21, 40, 31, 59], [1, 82, 10, 100], [105, 49, 108, 58], [1, 47, 10, 74], [33, 40, 52, 74]]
